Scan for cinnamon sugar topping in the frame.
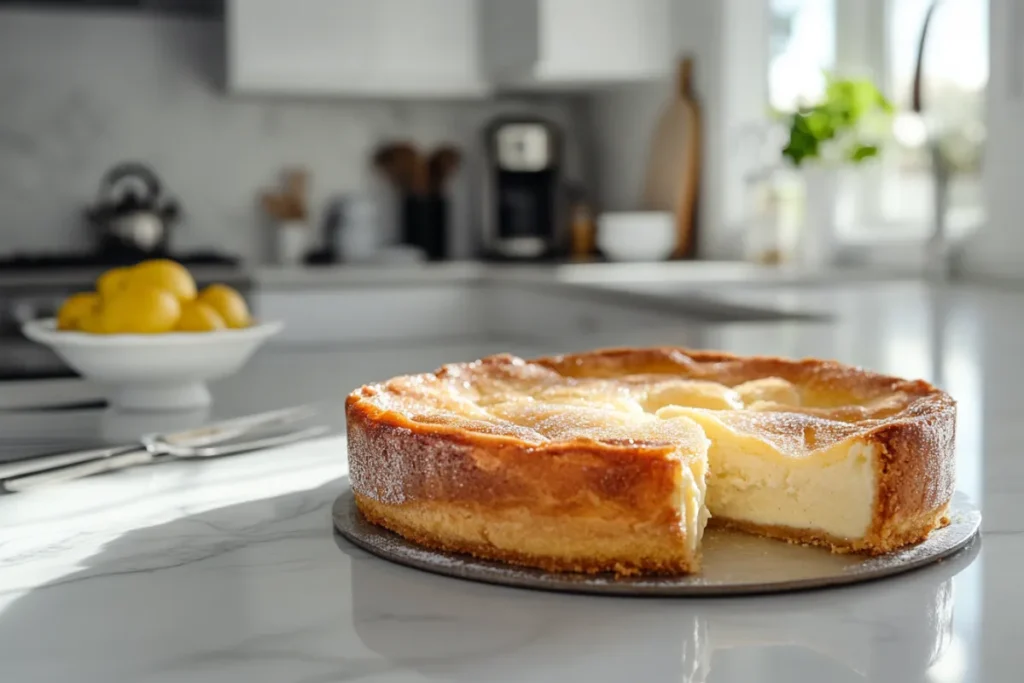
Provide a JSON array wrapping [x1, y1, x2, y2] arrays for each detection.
[[349, 348, 952, 457]]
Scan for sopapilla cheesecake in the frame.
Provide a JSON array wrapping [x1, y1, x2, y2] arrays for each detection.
[[345, 348, 956, 576]]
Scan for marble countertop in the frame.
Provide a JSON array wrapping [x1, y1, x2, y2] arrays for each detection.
[[0, 280, 1019, 682], [0, 259, 914, 301]]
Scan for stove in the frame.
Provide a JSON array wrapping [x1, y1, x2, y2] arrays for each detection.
[[0, 250, 240, 270], [0, 250, 253, 387]]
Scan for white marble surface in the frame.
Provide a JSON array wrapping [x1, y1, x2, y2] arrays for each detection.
[[1, 280, 1021, 682]]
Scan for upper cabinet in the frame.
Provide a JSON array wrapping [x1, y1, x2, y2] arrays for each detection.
[[226, 0, 673, 99], [480, 0, 672, 90], [226, 0, 490, 98]]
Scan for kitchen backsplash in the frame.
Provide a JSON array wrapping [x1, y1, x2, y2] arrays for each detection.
[[0, 8, 589, 263]]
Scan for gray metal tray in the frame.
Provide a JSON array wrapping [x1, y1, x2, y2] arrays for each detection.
[[333, 485, 980, 596]]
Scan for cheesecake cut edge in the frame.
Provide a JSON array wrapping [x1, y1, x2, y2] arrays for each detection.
[[694, 409, 956, 555], [540, 346, 958, 556]]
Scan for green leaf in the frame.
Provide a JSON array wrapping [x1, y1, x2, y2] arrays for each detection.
[[804, 110, 835, 139], [849, 144, 879, 162], [779, 71, 892, 166]]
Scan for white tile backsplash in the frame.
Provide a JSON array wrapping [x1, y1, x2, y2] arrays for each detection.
[[0, 8, 585, 263]]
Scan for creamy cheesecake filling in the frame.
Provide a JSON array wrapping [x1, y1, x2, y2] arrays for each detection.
[[705, 436, 876, 539], [664, 435, 711, 556], [659, 407, 877, 540], [678, 451, 710, 554], [638, 378, 879, 544]]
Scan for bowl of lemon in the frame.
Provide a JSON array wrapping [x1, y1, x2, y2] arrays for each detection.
[[23, 259, 282, 412]]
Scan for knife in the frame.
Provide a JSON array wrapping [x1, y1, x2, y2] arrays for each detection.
[[0, 404, 318, 480]]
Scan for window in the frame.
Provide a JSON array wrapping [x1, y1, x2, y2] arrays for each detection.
[[768, 0, 835, 112], [883, 0, 987, 233], [766, 0, 988, 239]]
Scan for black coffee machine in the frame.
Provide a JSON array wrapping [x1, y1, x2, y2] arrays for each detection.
[[481, 115, 564, 260]]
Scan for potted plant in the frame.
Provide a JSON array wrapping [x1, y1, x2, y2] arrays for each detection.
[[778, 74, 894, 267]]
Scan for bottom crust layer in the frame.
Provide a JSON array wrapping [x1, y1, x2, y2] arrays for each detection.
[[354, 494, 700, 576], [355, 495, 952, 575]]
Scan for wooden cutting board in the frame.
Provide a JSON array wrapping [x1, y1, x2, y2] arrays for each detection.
[[642, 57, 702, 259]]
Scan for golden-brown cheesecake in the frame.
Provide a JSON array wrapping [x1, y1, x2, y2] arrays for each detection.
[[345, 347, 956, 576]]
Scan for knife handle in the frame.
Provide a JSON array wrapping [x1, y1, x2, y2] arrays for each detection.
[[0, 445, 135, 480], [2, 449, 155, 492]]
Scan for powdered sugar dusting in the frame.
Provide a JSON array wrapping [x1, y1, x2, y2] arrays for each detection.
[[348, 350, 954, 457]]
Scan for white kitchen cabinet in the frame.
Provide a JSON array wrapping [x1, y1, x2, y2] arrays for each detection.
[[226, 0, 489, 98], [253, 281, 695, 345], [253, 286, 487, 343], [480, 0, 673, 90], [483, 284, 696, 339]]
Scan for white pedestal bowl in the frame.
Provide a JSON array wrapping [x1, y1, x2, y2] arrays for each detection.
[[22, 319, 283, 412]]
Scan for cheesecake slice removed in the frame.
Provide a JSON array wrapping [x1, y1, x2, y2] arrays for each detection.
[[346, 348, 956, 575]]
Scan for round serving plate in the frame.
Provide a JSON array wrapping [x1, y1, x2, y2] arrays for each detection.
[[332, 484, 981, 597]]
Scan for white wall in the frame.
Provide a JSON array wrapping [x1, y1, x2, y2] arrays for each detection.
[[961, 0, 1024, 279], [0, 8, 583, 263]]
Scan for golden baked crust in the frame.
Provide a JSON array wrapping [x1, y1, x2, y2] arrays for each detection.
[[345, 347, 956, 575]]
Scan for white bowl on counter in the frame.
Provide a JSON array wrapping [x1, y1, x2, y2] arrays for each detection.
[[22, 319, 283, 412], [597, 211, 677, 262]]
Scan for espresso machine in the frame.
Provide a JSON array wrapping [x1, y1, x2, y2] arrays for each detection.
[[480, 115, 564, 260]]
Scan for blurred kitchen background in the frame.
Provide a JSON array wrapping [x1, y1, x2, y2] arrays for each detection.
[[0, 0, 997, 267], [0, 0, 1006, 417]]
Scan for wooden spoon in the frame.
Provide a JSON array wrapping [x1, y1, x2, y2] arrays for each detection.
[[427, 146, 462, 195], [373, 142, 422, 194]]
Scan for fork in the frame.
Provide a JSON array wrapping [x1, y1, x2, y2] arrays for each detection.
[[0, 405, 329, 492]]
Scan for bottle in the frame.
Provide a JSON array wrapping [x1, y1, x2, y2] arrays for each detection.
[[342, 197, 380, 263], [567, 185, 595, 262]]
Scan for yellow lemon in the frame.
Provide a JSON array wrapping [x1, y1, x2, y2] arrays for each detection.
[[78, 307, 108, 334], [175, 301, 227, 332], [56, 292, 100, 331], [198, 284, 250, 329], [101, 287, 181, 334], [125, 259, 197, 302], [96, 266, 132, 300]]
